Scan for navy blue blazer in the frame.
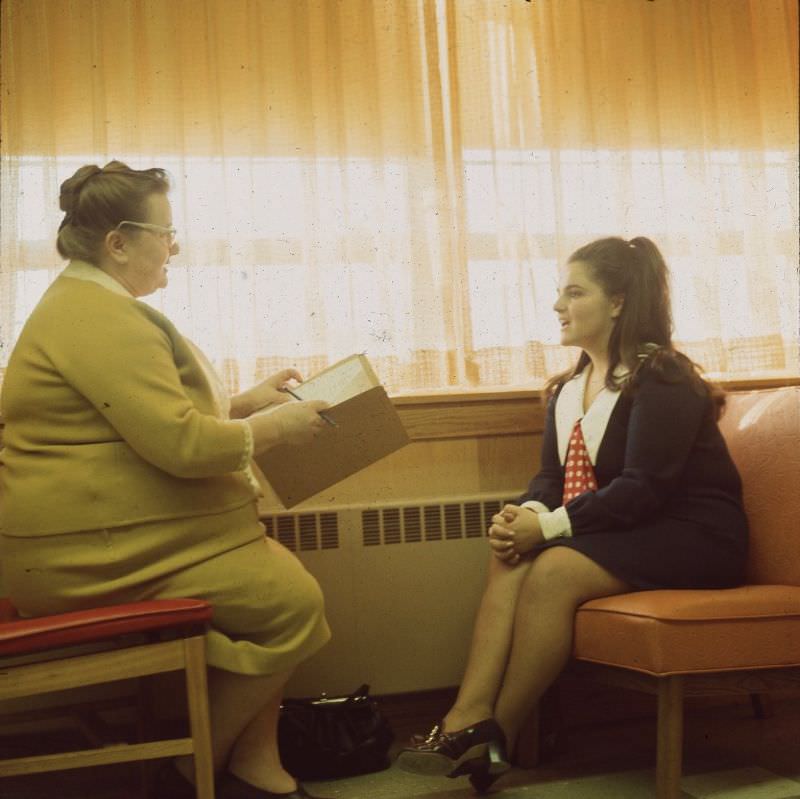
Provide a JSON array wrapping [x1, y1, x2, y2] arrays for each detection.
[[520, 361, 749, 589]]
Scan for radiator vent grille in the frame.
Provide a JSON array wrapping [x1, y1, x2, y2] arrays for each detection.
[[263, 495, 517, 550], [263, 512, 339, 552], [362, 497, 516, 547]]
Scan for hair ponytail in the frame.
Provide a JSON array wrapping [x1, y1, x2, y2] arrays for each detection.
[[614, 236, 672, 368]]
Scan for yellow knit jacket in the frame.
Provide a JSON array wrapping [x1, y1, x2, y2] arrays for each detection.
[[0, 265, 256, 536]]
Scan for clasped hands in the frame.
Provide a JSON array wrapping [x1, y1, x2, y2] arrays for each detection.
[[489, 504, 544, 566]]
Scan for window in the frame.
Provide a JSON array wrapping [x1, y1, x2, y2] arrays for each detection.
[[2, 1, 797, 394]]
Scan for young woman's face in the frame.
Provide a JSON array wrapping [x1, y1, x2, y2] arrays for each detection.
[[553, 260, 622, 356], [120, 193, 179, 297]]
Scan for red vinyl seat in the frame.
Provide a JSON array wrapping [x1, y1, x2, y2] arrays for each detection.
[[0, 597, 216, 798]]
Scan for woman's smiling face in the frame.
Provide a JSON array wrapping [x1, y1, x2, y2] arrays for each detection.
[[553, 259, 623, 357], [118, 193, 179, 297]]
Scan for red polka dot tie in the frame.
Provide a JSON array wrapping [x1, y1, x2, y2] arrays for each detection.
[[562, 420, 598, 505]]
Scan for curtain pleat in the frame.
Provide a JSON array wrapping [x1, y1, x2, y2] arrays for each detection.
[[1, 0, 797, 394]]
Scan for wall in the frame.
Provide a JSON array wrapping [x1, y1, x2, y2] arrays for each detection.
[[250, 392, 544, 695]]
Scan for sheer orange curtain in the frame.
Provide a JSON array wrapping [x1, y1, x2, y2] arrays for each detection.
[[1, 0, 797, 394]]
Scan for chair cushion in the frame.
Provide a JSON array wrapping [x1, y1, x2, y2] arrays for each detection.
[[0, 598, 213, 656], [573, 585, 800, 676]]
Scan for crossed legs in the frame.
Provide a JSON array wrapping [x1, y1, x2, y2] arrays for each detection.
[[443, 545, 631, 754], [442, 554, 535, 732]]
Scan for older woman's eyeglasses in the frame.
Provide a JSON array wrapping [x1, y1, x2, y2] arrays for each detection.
[[116, 220, 177, 246]]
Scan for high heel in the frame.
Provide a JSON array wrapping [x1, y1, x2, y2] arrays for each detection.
[[485, 736, 510, 776], [469, 768, 502, 795], [459, 737, 509, 794], [460, 737, 509, 794], [395, 718, 510, 778]]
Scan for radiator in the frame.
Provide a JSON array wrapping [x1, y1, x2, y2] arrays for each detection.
[[264, 492, 520, 697]]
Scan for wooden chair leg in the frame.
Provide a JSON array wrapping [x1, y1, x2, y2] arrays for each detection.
[[656, 675, 684, 799], [136, 674, 157, 799], [184, 635, 215, 799]]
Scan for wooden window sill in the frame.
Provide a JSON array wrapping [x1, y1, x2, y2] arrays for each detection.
[[1, 377, 797, 446], [391, 376, 800, 441]]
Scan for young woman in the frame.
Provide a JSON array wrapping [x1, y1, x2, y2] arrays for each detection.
[[396, 236, 749, 793]]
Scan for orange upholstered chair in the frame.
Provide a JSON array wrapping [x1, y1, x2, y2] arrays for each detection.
[[524, 386, 800, 799], [0, 597, 216, 798]]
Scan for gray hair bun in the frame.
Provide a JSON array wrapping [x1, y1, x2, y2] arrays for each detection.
[[59, 164, 103, 214]]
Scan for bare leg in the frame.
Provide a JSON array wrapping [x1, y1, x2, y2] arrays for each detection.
[[227, 682, 295, 793], [175, 666, 295, 792], [442, 554, 535, 732], [493, 546, 631, 752]]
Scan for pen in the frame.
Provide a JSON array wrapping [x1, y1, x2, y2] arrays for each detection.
[[282, 387, 338, 427]]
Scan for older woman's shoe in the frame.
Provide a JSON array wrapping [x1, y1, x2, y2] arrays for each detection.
[[395, 718, 510, 778], [218, 771, 331, 799]]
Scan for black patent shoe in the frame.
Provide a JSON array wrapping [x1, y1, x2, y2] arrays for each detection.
[[149, 761, 198, 799], [218, 771, 332, 799], [395, 718, 510, 779]]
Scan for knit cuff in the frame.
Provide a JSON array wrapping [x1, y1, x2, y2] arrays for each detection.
[[235, 419, 255, 471]]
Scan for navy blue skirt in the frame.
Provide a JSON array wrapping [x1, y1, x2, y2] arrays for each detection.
[[534, 514, 748, 590]]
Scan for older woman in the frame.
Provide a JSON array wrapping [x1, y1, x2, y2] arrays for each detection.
[[0, 162, 332, 799]]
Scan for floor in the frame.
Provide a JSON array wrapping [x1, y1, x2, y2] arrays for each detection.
[[2, 687, 799, 799]]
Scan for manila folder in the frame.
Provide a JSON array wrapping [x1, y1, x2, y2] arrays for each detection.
[[255, 384, 410, 509]]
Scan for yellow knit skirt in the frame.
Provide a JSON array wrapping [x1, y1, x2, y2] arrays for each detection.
[[1, 502, 331, 676]]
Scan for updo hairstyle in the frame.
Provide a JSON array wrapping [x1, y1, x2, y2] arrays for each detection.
[[56, 161, 170, 264]]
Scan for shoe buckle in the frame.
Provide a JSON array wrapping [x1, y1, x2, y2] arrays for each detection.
[[423, 723, 442, 744]]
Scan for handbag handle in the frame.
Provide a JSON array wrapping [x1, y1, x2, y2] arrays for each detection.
[[301, 684, 372, 707]]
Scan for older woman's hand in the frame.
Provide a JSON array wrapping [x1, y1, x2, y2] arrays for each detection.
[[230, 369, 303, 419], [488, 504, 543, 565], [271, 399, 330, 445], [247, 398, 331, 453]]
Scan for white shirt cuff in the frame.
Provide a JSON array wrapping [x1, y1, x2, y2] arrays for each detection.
[[536, 506, 573, 540], [521, 500, 551, 514]]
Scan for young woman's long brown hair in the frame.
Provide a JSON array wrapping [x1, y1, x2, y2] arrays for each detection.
[[546, 236, 725, 417]]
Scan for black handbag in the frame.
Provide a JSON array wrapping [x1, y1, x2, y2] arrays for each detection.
[[278, 683, 394, 780]]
